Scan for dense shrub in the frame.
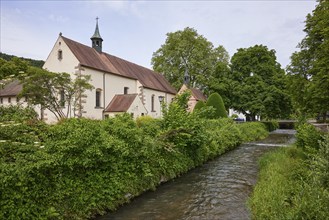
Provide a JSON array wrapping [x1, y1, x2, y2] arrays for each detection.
[[206, 93, 227, 118], [238, 122, 268, 142], [0, 101, 268, 219], [193, 100, 205, 112], [296, 123, 325, 150], [0, 105, 38, 122]]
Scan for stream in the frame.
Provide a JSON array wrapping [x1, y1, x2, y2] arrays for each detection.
[[97, 129, 296, 220]]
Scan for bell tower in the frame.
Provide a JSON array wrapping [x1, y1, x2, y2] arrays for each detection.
[[91, 17, 103, 53], [184, 67, 190, 85]]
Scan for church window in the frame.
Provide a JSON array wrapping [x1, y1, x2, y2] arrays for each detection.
[[16, 97, 20, 103], [0, 98, 2, 104], [124, 87, 129, 94], [96, 41, 99, 46], [151, 94, 155, 112], [8, 97, 11, 103], [96, 89, 101, 107], [58, 50, 63, 60]]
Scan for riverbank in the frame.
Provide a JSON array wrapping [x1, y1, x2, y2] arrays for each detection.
[[97, 130, 294, 220], [0, 104, 269, 219], [249, 124, 329, 219]]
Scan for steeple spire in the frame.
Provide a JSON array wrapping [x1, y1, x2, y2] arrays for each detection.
[[91, 17, 103, 53], [184, 67, 190, 85]]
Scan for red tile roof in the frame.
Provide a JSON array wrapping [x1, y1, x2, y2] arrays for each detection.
[[62, 36, 176, 94], [104, 94, 138, 112], [0, 80, 22, 97], [191, 88, 207, 101]]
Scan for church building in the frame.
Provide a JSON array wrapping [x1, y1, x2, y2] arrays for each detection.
[[1, 19, 177, 123]]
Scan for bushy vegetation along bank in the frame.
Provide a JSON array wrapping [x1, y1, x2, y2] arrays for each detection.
[[0, 97, 268, 219], [249, 123, 329, 219]]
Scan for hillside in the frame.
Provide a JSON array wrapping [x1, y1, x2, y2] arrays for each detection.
[[0, 52, 45, 68]]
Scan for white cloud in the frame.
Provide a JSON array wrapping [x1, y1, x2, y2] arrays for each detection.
[[48, 14, 69, 23]]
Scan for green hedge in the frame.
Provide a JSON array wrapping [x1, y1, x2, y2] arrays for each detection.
[[0, 101, 268, 219]]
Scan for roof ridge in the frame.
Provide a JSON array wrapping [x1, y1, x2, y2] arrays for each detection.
[[60, 35, 176, 94]]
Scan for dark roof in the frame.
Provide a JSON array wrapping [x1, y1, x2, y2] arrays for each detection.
[[104, 94, 138, 112], [91, 20, 102, 40], [62, 36, 176, 94], [0, 80, 22, 97], [191, 88, 207, 101]]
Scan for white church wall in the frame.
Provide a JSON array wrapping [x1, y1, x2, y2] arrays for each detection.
[[42, 35, 81, 123], [143, 88, 175, 118], [104, 73, 137, 103], [43, 35, 80, 76]]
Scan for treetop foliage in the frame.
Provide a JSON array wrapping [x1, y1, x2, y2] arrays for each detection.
[[229, 45, 291, 120], [152, 27, 229, 91], [287, 0, 329, 121]]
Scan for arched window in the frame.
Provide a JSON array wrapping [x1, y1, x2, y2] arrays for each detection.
[[151, 94, 155, 112], [96, 89, 102, 108]]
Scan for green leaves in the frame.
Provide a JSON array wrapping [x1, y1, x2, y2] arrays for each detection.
[[152, 27, 229, 91], [230, 45, 291, 120], [287, 0, 329, 120], [0, 105, 268, 219]]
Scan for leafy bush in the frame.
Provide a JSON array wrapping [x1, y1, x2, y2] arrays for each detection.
[[0, 100, 269, 219], [193, 100, 205, 112], [296, 123, 324, 150], [206, 93, 227, 118], [238, 122, 268, 142], [136, 115, 161, 136], [0, 105, 38, 122]]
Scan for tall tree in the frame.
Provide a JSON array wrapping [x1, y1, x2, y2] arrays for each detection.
[[230, 45, 291, 120], [0, 58, 93, 121], [287, 0, 329, 121], [152, 27, 229, 91], [20, 67, 94, 120]]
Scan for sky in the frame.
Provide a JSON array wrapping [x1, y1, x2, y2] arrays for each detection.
[[0, 0, 318, 70]]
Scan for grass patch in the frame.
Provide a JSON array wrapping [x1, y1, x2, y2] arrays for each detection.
[[249, 144, 329, 219]]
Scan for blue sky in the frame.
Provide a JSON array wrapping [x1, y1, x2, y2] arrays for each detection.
[[1, 0, 317, 69]]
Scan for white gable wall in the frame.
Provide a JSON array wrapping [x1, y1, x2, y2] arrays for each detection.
[[127, 95, 148, 118], [43, 36, 80, 75], [42, 35, 82, 123]]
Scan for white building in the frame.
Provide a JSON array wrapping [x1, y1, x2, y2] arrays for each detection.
[[0, 20, 176, 123]]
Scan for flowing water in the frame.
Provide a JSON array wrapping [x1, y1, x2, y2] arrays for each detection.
[[97, 129, 296, 220]]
